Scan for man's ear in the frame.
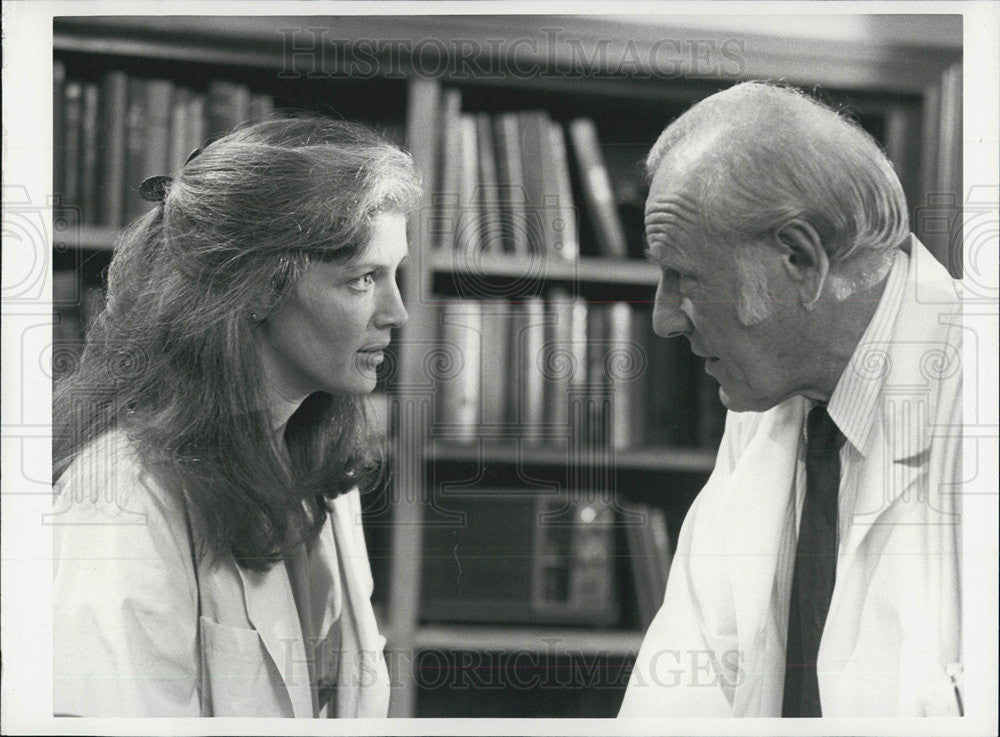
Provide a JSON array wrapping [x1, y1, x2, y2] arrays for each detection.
[[774, 220, 829, 307]]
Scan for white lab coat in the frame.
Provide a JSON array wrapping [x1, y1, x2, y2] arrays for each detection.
[[620, 238, 963, 717], [52, 430, 391, 718]]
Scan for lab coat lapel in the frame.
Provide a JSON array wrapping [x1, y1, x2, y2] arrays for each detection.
[[236, 560, 314, 717], [724, 397, 805, 716]]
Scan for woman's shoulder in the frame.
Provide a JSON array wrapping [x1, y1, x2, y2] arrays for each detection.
[[53, 429, 184, 527]]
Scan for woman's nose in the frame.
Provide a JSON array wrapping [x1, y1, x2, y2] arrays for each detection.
[[375, 281, 409, 330]]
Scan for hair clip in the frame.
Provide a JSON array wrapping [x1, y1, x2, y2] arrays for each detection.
[[185, 147, 203, 165], [138, 175, 173, 203]]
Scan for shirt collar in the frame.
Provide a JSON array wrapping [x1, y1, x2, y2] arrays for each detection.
[[826, 247, 909, 456]]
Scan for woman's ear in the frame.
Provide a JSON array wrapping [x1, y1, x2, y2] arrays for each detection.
[[775, 220, 829, 307]]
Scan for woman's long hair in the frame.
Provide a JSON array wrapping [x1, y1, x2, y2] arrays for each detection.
[[53, 118, 421, 570]]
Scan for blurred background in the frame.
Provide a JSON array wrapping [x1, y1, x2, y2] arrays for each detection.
[[52, 13, 962, 718]]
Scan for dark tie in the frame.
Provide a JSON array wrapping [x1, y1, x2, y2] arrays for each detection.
[[782, 404, 842, 717]]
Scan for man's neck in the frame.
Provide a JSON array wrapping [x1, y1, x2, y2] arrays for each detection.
[[798, 271, 892, 403]]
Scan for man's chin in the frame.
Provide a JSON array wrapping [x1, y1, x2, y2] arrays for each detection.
[[718, 386, 763, 413]]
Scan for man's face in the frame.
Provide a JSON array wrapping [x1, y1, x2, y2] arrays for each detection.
[[645, 165, 804, 412]]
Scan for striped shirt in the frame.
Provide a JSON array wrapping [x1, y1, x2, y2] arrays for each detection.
[[792, 247, 910, 545]]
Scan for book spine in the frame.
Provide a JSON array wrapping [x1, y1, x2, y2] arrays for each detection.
[[53, 61, 66, 207], [607, 301, 637, 449], [455, 114, 482, 255], [516, 111, 558, 257], [568, 118, 628, 258], [78, 83, 100, 224], [494, 113, 530, 255], [437, 300, 482, 443], [512, 297, 546, 442], [249, 92, 274, 123], [168, 86, 191, 174], [143, 79, 174, 179], [622, 501, 659, 629], [479, 299, 511, 432], [185, 92, 206, 160], [586, 303, 612, 450], [548, 122, 579, 261], [436, 89, 463, 252], [123, 77, 150, 223], [544, 289, 574, 446], [567, 497, 616, 622], [98, 70, 128, 227], [206, 79, 237, 141], [62, 80, 83, 212], [475, 113, 504, 254]]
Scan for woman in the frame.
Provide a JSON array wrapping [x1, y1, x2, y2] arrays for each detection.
[[52, 118, 421, 717]]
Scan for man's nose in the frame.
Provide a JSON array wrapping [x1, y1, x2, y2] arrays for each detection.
[[651, 281, 692, 338]]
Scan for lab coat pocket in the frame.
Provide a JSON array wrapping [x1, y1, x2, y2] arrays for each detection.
[[199, 616, 290, 717]]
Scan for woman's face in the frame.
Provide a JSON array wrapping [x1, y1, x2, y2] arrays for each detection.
[[258, 212, 409, 409]]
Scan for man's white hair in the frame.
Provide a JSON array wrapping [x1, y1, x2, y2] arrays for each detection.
[[648, 81, 907, 321]]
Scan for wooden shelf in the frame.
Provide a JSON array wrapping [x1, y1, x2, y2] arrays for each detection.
[[427, 249, 658, 286], [426, 441, 716, 474], [414, 624, 643, 657]]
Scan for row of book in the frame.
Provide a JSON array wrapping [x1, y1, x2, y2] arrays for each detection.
[[434, 295, 726, 450], [422, 491, 619, 627], [53, 63, 276, 227], [430, 88, 631, 261]]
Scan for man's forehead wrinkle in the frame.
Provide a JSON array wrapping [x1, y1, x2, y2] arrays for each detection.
[[645, 193, 702, 240]]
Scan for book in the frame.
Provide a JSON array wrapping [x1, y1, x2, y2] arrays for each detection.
[[510, 297, 546, 442], [78, 83, 100, 224], [585, 303, 612, 450], [97, 70, 128, 226], [533, 493, 616, 621], [249, 92, 274, 123], [622, 501, 658, 629], [168, 86, 191, 174], [493, 113, 530, 255], [622, 501, 673, 629], [516, 111, 562, 259], [606, 301, 639, 449], [435, 89, 463, 252], [543, 289, 575, 446], [123, 76, 151, 223], [437, 300, 482, 443], [479, 300, 511, 432], [61, 80, 83, 213], [475, 113, 504, 254], [206, 79, 250, 141], [185, 91, 207, 162], [143, 79, 174, 180], [548, 122, 580, 261], [53, 61, 66, 205], [455, 113, 482, 256], [568, 118, 628, 258]]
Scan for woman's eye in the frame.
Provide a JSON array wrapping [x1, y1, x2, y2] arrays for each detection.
[[348, 273, 376, 291]]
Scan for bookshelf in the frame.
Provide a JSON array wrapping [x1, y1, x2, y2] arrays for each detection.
[[52, 15, 962, 718]]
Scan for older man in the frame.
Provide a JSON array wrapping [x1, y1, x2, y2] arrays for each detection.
[[620, 82, 962, 717]]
